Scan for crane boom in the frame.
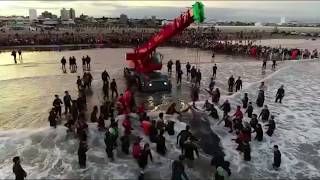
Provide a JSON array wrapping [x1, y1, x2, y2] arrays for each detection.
[[126, 2, 204, 73]]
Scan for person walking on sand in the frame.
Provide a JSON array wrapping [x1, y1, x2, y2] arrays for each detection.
[[18, 49, 22, 61], [61, 56, 67, 72], [11, 50, 17, 64]]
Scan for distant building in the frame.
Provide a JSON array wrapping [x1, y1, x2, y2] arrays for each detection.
[[279, 17, 286, 25], [41, 11, 56, 19], [69, 8, 75, 20], [60, 8, 70, 20], [119, 14, 128, 24], [29, 9, 37, 21]]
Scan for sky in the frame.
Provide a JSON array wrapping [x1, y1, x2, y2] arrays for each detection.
[[0, 1, 319, 23]]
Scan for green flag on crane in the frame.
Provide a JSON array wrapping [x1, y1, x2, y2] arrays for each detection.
[[192, 1, 205, 23]]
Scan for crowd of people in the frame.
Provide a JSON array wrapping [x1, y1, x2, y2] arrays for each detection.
[[60, 55, 92, 73], [11, 33, 302, 180]]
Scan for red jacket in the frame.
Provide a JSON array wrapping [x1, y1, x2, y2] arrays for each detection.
[[141, 120, 151, 135], [234, 109, 243, 120], [122, 119, 132, 135]]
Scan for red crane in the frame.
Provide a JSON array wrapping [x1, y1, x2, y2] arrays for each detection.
[[126, 9, 195, 73]]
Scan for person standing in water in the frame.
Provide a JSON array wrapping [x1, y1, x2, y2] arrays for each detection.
[[167, 59, 173, 74], [235, 76, 242, 92], [12, 156, 27, 180], [212, 64, 217, 78], [275, 85, 285, 103], [53, 95, 63, 117], [78, 140, 88, 168], [110, 79, 118, 98], [186, 62, 191, 80], [273, 145, 281, 170], [177, 69, 183, 85], [171, 155, 189, 180], [228, 75, 235, 93]]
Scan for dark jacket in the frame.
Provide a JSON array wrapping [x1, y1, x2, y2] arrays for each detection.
[[171, 160, 188, 180], [13, 164, 27, 180], [273, 150, 281, 167]]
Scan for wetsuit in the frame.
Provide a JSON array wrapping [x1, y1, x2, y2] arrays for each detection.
[[156, 134, 167, 155], [259, 108, 270, 122], [177, 70, 183, 84], [254, 126, 263, 141], [48, 110, 57, 128], [221, 101, 231, 118], [235, 79, 242, 92], [78, 142, 88, 168], [171, 160, 188, 180], [149, 124, 158, 143], [212, 65, 217, 77], [120, 135, 130, 155], [266, 119, 276, 136], [53, 98, 63, 117], [103, 83, 109, 99], [101, 71, 110, 85], [250, 117, 258, 130], [275, 87, 285, 103], [167, 61, 173, 73], [110, 81, 118, 97], [166, 120, 175, 135], [243, 143, 251, 161], [242, 96, 248, 108], [177, 130, 193, 152], [246, 105, 253, 118], [228, 77, 235, 92], [138, 149, 152, 169], [256, 90, 265, 107], [190, 68, 196, 82], [196, 71, 202, 86], [183, 141, 199, 161], [13, 163, 27, 180], [105, 131, 114, 159], [186, 63, 191, 78], [273, 150, 281, 169]]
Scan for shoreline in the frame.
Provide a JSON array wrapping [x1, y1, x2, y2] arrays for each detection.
[[0, 36, 318, 52]]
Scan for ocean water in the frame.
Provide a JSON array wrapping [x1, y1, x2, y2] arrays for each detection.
[[0, 46, 319, 179]]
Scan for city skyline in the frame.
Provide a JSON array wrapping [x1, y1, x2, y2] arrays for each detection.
[[0, 1, 320, 22]]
